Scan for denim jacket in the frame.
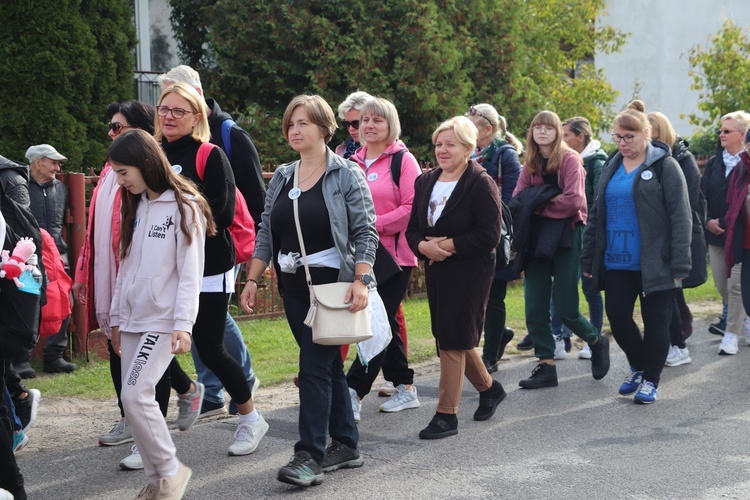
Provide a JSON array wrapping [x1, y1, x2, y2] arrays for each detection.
[[253, 148, 378, 283]]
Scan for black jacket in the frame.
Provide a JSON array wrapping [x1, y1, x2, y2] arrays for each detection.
[[702, 147, 733, 247], [206, 99, 267, 227], [28, 176, 68, 265], [0, 155, 30, 208], [509, 183, 565, 272]]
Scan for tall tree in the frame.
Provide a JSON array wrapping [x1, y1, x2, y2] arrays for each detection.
[[0, 0, 137, 169]]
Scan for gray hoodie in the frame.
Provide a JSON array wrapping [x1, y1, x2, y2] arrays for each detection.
[[581, 142, 692, 295]]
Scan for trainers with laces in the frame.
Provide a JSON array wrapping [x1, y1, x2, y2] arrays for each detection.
[[665, 345, 692, 367], [709, 317, 726, 336], [13, 430, 28, 454], [15, 388, 40, 433], [377, 381, 396, 397], [277, 451, 324, 487], [578, 344, 592, 359], [99, 418, 133, 446], [553, 338, 567, 360], [135, 483, 157, 500], [199, 399, 226, 419], [379, 384, 420, 413], [618, 368, 643, 396], [228, 413, 269, 456], [519, 363, 558, 389], [349, 387, 361, 423], [119, 444, 144, 470], [321, 440, 364, 472], [156, 461, 192, 499], [517, 334, 534, 351], [177, 381, 205, 431], [719, 332, 739, 355], [634, 380, 658, 404]]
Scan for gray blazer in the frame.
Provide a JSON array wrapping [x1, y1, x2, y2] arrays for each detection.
[[581, 142, 692, 295]]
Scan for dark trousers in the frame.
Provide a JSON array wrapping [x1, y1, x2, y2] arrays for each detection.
[[283, 293, 358, 464], [347, 268, 414, 398], [192, 292, 251, 405], [0, 360, 26, 500], [14, 316, 71, 366], [741, 249, 750, 317], [108, 339, 181, 418], [668, 290, 686, 349], [482, 279, 508, 364], [604, 270, 674, 385]]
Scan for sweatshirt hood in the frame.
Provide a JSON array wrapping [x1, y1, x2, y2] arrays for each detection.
[[0, 154, 29, 175], [352, 139, 409, 165], [645, 141, 669, 166], [206, 99, 232, 126], [580, 140, 606, 160]]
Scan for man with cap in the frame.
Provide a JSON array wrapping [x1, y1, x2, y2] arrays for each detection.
[[22, 144, 76, 374]]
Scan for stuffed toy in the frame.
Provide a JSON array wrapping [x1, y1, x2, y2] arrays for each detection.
[[0, 237, 36, 288]]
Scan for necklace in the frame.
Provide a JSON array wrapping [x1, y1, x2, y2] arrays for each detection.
[[299, 158, 326, 185]]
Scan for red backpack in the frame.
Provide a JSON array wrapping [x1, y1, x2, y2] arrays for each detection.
[[196, 142, 256, 264]]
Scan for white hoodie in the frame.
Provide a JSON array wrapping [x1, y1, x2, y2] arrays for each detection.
[[110, 190, 205, 334], [580, 139, 602, 160]]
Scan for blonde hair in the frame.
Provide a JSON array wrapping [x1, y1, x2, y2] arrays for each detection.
[[647, 112, 676, 147], [360, 97, 401, 145], [337, 91, 374, 119], [282, 95, 338, 144], [721, 110, 750, 136], [524, 110, 572, 175], [628, 99, 646, 113], [154, 82, 210, 143], [432, 116, 478, 152], [466, 103, 524, 153], [614, 108, 651, 137]]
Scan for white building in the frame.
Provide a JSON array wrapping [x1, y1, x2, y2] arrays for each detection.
[[597, 1, 750, 137]]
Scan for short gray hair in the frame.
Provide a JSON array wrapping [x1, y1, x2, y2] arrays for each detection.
[[157, 65, 202, 91], [337, 91, 374, 120]]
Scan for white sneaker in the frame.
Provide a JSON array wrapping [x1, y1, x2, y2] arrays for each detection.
[[119, 444, 144, 470], [553, 338, 567, 360], [578, 344, 592, 359], [377, 381, 396, 397], [0, 487, 14, 500], [379, 384, 420, 412], [349, 387, 361, 423], [665, 345, 692, 367], [719, 332, 739, 355], [228, 413, 269, 456], [744, 318, 750, 345]]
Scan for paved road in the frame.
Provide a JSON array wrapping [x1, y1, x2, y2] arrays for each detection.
[[17, 316, 750, 499]]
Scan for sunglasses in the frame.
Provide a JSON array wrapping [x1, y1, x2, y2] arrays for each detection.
[[719, 129, 739, 135], [468, 106, 490, 123], [156, 106, 194, 119], [108, 122, 132, 134], [342, 120, 360, 130]]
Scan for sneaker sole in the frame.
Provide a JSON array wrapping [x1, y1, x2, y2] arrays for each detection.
[[419, 428, 458, 440], [377, 387, 396, 397], [634, 397, 656, 405], [277, 472, 324, 487], [321, 456, 364, 472], [379, 400, 420, 413], [578, 352, 592, 360], [719, 348, 738, 355], [709, 326, 725, 336], [516, 345, 534, 351], [618, 388, 639, 396], [23, 389, 41, 433], [199, 407, 228, 419], [119, 460, 145, 471], [665, 357, 692, 367], [519, 380, 558, 389], [13, 434, 29, 454], [98, 436, 134, 447], [228, 419, 269, 456], [553, 353, 567, 360]]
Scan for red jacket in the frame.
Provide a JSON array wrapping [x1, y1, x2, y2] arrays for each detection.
[[40, 229, 72, 337]]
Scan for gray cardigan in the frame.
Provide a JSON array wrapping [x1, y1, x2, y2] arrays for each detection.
[[581, 142, 692, 295], [252, 148, 378, 283]]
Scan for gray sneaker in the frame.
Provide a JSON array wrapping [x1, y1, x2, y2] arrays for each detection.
[[349, 387, 361, 423], [177, 381, 205, 431], [379, 384, 420, 413], [99, 418, 133, 446]]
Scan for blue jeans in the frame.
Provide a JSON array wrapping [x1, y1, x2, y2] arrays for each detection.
[[191, 312, 254, 404], [551, 272, 604, 340], [283, 292, 358, 464]]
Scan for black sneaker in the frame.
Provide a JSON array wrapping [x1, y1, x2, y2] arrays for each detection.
[[709, 318, 726, 337], [43, 357, 77, 373], [519, 363, 558, 389], [419, 413, 458, 440], [517, 334, 534, 351], [277, 451, 324, 487], [321, 441, 364, 472], [14, 389, 40, 432], [498, 327, 515, 359], [199, 399, 226, 419], [589, 335, 610, 380], [483, 358, 499, 374], [564, 337, 572, 352], [474, 380, 506, 421], [14, 361, 36, 379]]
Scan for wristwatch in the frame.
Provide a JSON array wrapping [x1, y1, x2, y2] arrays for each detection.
[[355, 273, 373, 285]]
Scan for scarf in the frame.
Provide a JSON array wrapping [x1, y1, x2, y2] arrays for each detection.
[[723, 149, 742, 177], [343, 137, 360, 160]]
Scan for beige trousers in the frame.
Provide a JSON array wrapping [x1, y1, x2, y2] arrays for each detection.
[[437, 348, 493, 414], [708, 244, 745, 335]]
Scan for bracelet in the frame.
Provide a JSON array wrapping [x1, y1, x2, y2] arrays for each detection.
[[247, 278, 261, 286]]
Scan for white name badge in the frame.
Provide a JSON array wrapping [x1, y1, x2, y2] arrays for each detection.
[[288, 187, 301, 200], [641, 170, 653, 181], [367, 172, 378, 182]]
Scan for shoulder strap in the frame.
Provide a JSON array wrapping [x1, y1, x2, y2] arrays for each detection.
[[195, 142, 217, 180], [390, 150, 405, 188], [221, 119, 236, 160]]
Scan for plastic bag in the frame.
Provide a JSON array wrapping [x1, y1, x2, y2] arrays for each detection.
[[357, 288, 392, 366]]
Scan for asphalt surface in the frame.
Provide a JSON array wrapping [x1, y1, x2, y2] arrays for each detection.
[[17, 316, 750, 500]]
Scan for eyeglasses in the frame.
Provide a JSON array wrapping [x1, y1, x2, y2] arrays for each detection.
[[342, 120, 360, 130], [156, 106, 194, 119], [532, 125, 555, 133], [612, 133, 637, 144], [108, 122, 132, 134], [469, 106, 490, 124], [719, 129, 739, 135]]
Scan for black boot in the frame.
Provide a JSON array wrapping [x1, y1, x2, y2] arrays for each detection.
[[43, 357, 77, 374], [13, 361, 36, 379], [589, 335, 610, 380], [419, 412, 458, 440], [474, 380, 507, 421], [498, 327, 515, 360], [519, 363, 558, 389]]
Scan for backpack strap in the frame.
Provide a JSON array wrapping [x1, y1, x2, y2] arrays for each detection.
[[221, 119, 236, 161], [390, 150, 405, 188], [488, 144, 511, 184], [195, 142, 217, 180]]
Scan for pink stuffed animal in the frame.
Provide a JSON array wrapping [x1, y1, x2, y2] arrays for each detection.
[[0, 237, 36, 288]]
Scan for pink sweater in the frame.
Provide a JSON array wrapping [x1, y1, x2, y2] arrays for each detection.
[[352, 140, 419, 267], [513, 150, 588, 227]]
